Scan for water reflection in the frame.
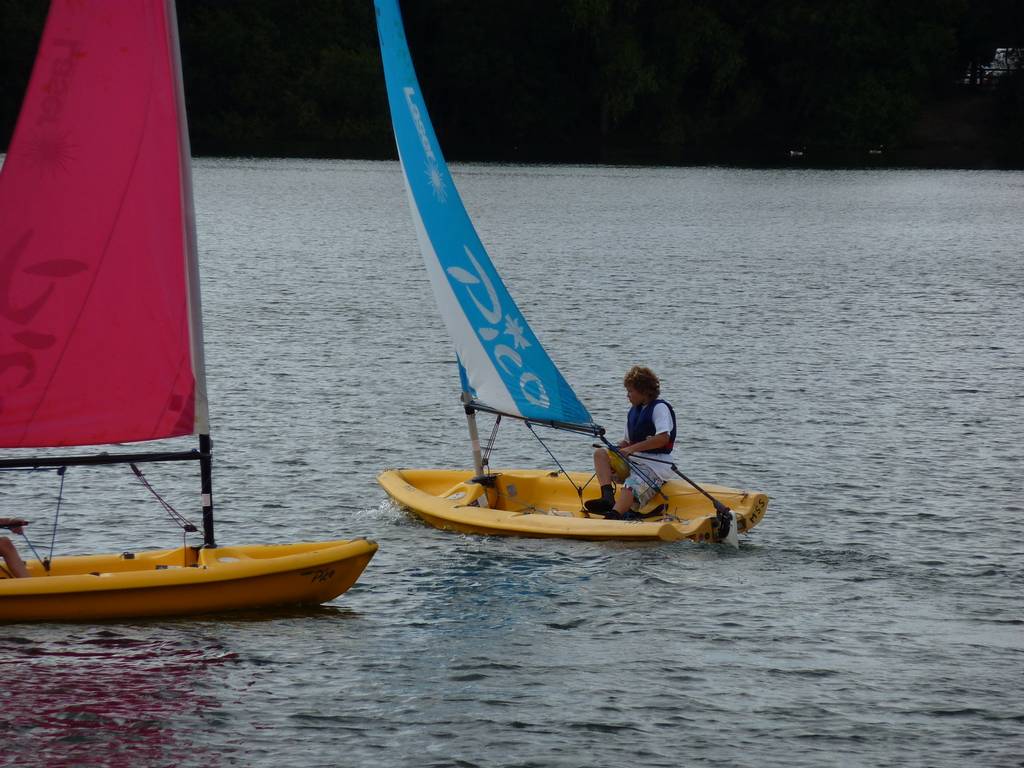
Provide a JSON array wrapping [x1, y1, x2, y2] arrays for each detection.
[[2, 629, 237, 766]]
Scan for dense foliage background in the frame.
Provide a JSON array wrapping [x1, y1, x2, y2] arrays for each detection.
[[1, 0, 1021, 166]]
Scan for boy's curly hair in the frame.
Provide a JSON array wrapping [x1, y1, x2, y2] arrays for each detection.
[[623, 366, 660, 398]]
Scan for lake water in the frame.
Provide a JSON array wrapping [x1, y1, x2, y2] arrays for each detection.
[[2, 161, 1022, 767]]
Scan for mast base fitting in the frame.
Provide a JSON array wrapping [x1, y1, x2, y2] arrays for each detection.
[[469, 474, 498, 488]]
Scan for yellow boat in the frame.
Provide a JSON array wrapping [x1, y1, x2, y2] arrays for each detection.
[[380, 469, 768, 543], [0, 540, 377, 623], [374, 0, 769, 545], [0, 1, 376, 621]]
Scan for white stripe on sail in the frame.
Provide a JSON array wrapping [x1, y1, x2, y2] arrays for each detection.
[[400, 152, 520, 417], [168, 0, 209, 434]]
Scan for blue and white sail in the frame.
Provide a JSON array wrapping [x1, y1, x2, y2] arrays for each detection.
[[374, 0, 596, 432]]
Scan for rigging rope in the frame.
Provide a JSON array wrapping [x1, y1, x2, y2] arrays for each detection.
[[19, 527, 46, 572], [598, 437, 731, 512], [481, 414, 502, 468], [29, 466, 70, 572], [0, 466, 65, 572], [597, 436, 669, 502], [130, 464, 198, 533], [43, 466, 67, 571], [525, 422, 585, 501], [2, 464, 202, 574]]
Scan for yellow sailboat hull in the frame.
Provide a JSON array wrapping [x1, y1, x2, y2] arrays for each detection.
[[0, 538, 377, 623], [379, 469, 768, 542]]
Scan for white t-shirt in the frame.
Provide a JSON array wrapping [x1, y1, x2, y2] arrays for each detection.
[[625, 402, 676, 483]]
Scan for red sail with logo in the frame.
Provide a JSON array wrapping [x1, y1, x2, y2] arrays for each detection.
[[0, 0, 208, 448]]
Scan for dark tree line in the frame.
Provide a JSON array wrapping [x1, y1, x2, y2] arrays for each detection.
[[1, 0, 1022, 166]]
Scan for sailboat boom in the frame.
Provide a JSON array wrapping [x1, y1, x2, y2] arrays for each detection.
[[464, 401, 604, 438], [0, 449, 208, 471]]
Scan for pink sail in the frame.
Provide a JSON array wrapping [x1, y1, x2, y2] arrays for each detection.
[[0, 0, 208, 448]]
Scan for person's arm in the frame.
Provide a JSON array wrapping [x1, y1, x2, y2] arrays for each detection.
[[621, 433, 669, 455]]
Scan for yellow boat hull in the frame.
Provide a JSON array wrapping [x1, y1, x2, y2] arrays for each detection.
[[379, 468, 768, 542], [0, 538, 377, 623]]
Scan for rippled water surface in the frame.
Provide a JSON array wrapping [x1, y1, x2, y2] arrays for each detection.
[[3, 161, 1022, 767]]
